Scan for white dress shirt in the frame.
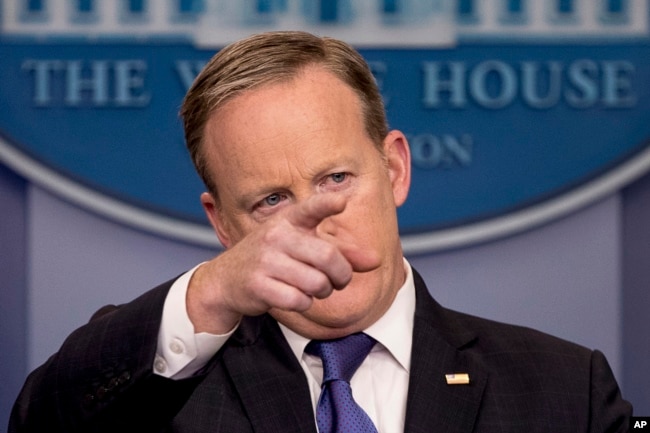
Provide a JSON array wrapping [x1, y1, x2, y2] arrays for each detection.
[[154, 260, 416, 432], [280, 261, 415, 432], [153, 264, 230, 378]]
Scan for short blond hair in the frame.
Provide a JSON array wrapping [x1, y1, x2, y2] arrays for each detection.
[[180, 30, 388, 195]]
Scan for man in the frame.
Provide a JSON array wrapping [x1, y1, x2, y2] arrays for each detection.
[[10, 31, 631, 433]]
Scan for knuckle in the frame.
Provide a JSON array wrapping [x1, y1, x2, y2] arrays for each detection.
[[310, 272, 332, 294], [257, 249, 276, 268], [260, 226, 282, 245], [320, 242, 340, 263], [280, 290, 311, 311]]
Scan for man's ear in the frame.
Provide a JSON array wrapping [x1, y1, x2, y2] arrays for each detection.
[[382, 130, 411, 207], [201, 192, 233, 248]]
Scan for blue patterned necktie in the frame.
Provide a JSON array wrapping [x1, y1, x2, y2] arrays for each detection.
[[305, 333, 379, 433]]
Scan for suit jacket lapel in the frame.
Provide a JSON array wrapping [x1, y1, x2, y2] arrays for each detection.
[[223, 316, 317, 433], [404, 270, 488, 433]]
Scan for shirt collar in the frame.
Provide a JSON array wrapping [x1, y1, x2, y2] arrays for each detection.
[[280, 258, 415, 373]]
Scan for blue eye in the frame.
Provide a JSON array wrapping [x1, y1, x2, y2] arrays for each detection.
[[264, 193, 282, 206], [330, 173, 347, 183]]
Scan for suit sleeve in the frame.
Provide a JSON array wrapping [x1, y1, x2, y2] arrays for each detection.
[[8, 278, 205, 433], [588, 350, 633, 433]]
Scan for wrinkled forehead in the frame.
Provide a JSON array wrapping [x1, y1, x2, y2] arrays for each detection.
[[201, 67, 373, 197], [205, 67, 364, 153]]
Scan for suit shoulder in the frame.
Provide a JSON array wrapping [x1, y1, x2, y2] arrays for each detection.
[[412, 268, 592, 359], [441, 306, 594, 361]]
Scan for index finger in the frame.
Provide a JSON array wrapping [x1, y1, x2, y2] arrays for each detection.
[[286, 194, 347, 230]]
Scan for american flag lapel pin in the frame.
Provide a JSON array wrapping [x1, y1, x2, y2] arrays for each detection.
[[445, 373, 470, 385]]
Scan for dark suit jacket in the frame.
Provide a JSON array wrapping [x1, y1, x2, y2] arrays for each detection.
[[10, 269, 632, 432]]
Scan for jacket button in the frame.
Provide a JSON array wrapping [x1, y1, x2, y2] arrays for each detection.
[[83, 393, 95, 408], [118, 370, 131, 385], [96, 386, 108, 401]]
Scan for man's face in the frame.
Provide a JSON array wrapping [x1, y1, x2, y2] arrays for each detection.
[[201, 65, 411, 338]]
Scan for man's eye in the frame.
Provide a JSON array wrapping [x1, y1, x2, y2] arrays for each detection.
[[330, 173, 347, 183], [263, 193, 283, 206]]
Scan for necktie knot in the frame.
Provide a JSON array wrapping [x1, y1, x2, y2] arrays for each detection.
[[306, 333, 376, 383]]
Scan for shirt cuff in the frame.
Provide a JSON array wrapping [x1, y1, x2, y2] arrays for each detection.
[[154, 263, 237, 379]]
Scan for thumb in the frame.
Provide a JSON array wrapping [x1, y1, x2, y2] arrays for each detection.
[[332, 237, 382, 274]]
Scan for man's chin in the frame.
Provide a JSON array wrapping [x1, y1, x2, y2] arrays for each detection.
[[270, 305, 369, 340], [269, 275, 399, 339]]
